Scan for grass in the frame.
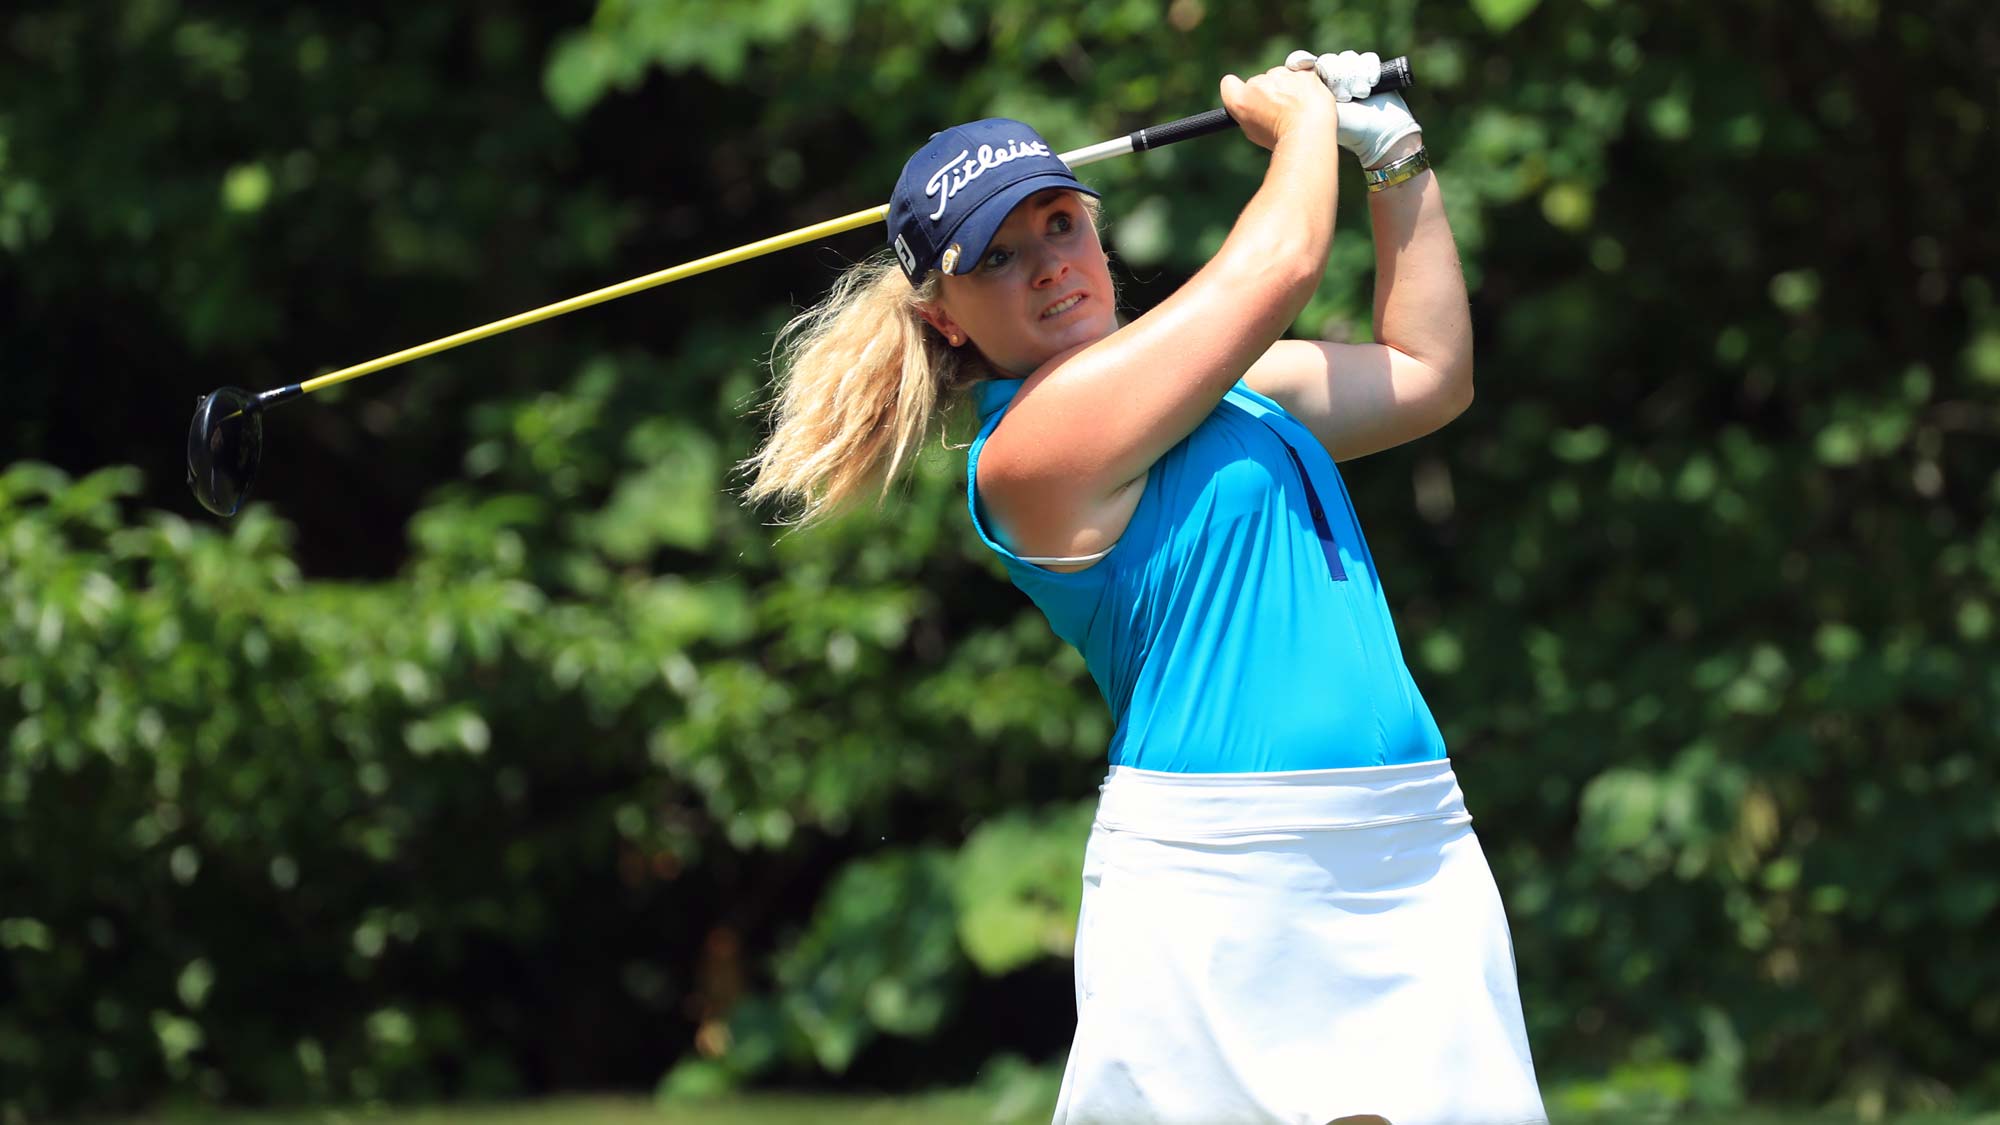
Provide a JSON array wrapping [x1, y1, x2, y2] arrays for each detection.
[[95, 1093, 2000, 1125]]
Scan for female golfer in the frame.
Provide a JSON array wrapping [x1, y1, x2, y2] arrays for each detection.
[[746, 51, 1546, 1125]]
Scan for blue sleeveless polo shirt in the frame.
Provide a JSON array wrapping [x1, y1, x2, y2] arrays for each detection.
[[965, 377, 1447, 773]]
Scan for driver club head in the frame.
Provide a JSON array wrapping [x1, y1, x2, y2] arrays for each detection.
[[186, 386, 264, 517]]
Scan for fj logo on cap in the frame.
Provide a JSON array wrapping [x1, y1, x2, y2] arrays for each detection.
[[893, 234, 917, 277], [941, 244, 961, 273]]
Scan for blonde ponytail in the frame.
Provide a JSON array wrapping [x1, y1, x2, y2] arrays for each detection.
[[740, 252, 984, 528]]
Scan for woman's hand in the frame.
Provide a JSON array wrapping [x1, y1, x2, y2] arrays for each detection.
[[1219, 65, 1338, 152], [1285, 49, 1423, 168]]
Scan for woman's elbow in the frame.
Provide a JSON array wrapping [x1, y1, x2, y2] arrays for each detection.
[[1438, 360, 1475, 424]]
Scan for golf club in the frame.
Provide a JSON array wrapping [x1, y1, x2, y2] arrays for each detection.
[[186, 56, 1412, 516]]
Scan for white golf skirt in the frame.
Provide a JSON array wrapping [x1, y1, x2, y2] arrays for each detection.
[[1053, 759, 1547, 1125]]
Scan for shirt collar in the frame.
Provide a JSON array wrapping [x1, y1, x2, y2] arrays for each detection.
[[975, 377, 1024, 421]]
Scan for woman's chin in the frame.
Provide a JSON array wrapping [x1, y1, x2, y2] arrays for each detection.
[[996, 316, 1118, 374], [1069, 318, 1119, 353], [1047, 308, 1116, 346]]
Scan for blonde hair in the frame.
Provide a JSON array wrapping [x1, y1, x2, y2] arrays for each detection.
[[739, 253, 986, 528], [741, 195, 1105, 528]]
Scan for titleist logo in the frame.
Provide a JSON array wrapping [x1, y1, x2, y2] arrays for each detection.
[[925, 138, 1054, 222]]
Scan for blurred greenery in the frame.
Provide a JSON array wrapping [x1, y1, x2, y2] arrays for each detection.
[[4, 0, 1998, 1121]]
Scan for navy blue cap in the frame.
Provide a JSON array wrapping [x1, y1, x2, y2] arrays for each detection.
[[887, 118, 1099, 286]]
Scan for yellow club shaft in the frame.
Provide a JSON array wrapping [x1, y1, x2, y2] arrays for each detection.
[[297, 203, 892, 396], [282, 95, 1284, 398]]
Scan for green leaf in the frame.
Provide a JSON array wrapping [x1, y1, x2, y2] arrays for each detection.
[[952, 803, 1094, 974], [1468, 0, 1543, 34]]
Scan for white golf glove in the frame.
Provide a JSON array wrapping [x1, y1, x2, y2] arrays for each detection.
[[1286, 49, 1422, 168]]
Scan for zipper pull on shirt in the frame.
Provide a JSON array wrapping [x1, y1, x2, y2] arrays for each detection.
[[1277, 433, 1348, 583]]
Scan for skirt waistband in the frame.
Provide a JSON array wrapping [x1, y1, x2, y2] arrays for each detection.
[[1095, 757, 1466, 840]]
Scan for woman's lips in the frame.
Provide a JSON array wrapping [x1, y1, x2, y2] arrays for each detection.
[[1041, 291, 1087, 319]]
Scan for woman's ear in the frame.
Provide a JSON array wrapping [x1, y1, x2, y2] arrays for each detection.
[[915, 300, 967, 348]]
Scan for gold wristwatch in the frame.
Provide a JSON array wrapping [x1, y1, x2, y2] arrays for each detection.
[[1363, 146, 1431, 193]]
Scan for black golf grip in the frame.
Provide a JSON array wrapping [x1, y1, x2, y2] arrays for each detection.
[[1129, 54, 1412, 152]]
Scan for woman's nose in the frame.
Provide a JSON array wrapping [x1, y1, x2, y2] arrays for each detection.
[[1031, 250, 1070, 287]]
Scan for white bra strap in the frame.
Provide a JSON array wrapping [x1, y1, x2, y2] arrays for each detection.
[[1016, 541, 1118, 565]]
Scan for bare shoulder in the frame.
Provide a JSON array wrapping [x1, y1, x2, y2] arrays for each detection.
[[1242, 338, 1473, 463], [980, 394, 1152, 568], [1241, 338, 1338, 413]]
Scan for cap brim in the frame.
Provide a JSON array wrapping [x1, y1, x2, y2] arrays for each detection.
[[939, 173, 1102, 276]]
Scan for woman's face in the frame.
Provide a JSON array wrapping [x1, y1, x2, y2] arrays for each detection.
[[922, 189, 1117, 377]]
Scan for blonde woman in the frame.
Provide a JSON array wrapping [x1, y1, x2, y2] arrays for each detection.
[[746, 51, 1546, 1125]]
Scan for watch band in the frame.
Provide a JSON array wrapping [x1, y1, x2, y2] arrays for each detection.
[[1364, 146, 1431, 193]]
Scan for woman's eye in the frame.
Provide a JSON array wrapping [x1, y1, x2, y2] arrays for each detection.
[[1050, 212, 1073, 234], [982, 247, 1013, 271]]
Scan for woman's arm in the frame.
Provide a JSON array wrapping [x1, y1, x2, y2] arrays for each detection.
[[1368, 135, 1472, 383], [1247, 133, 1477, 462], [977, 67, 1341, 559]]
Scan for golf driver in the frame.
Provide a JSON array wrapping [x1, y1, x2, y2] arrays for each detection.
[[187, 56, 1413, 516]]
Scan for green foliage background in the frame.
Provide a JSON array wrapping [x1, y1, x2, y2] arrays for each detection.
[[4, 0, 1997, 1118]]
